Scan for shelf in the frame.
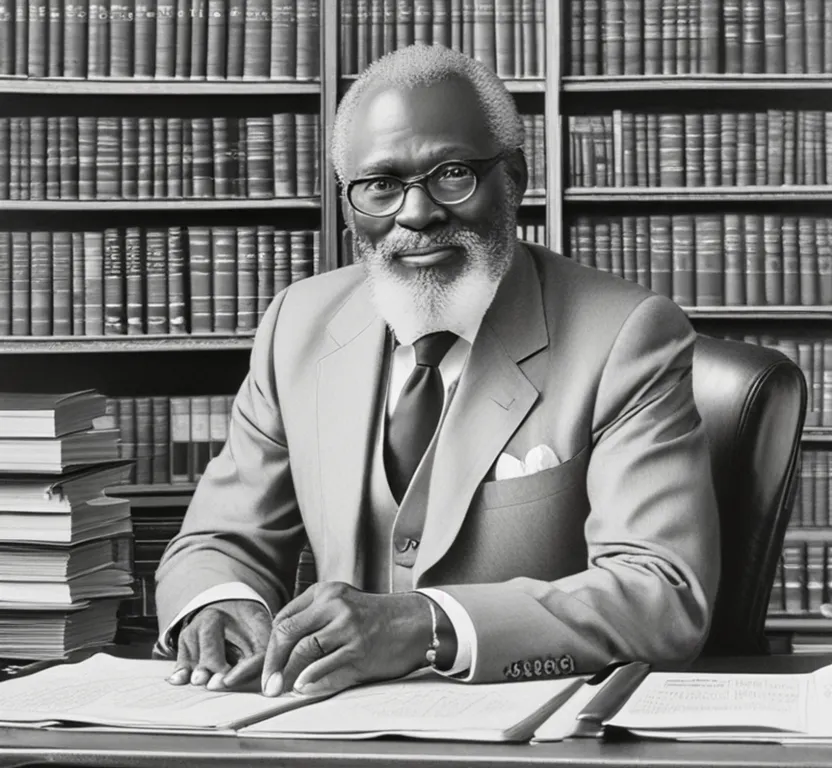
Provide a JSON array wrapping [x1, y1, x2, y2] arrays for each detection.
[[784, 528, 832, 543], [803, 428, 832, 442], [340, 75, 546, 93], [521, 194, 546, 206], [563, 75, 832, 93], [0, 198, 321, 212], [0, 334, 256, 353], [682, 307, 832, 320], [766, 617, 832, 632], [565, 186, 832, 202], [0, 77, 321, 95], [110, 484, 196, 508]]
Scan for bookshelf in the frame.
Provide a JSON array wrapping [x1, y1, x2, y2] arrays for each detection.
[[554, 0, 832, 648]]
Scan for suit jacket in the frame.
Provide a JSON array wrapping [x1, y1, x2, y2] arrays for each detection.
[[155, 242, 721, 681]]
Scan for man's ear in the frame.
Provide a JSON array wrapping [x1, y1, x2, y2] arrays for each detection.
[[341, 192, 352, 223], [505, 149, 528, 205]]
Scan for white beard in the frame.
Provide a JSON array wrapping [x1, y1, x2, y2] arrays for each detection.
[[354, 217, 516, 346]]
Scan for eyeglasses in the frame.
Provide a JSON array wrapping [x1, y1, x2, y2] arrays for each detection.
[[346, 152, 508, 218]]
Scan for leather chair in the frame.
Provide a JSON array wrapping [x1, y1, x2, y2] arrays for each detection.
[[693, 334, 807, 656], [293, 334, 808, 658]]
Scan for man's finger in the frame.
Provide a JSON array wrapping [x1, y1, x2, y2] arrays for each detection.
[[168, 630, 198, 685], [270, 586, 316, 626], [275, 630, 340, 695], [191, 617, 232, 684], [261, 606, 329, 695], [292, 648, 360, 697], [220, 653, 266, 690]]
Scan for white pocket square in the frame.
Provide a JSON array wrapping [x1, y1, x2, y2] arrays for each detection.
[[495, 445, 560, 481]]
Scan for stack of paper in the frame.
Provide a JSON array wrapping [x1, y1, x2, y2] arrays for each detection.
[[0, 391, 135, 661], [605, 663, 832, 744]]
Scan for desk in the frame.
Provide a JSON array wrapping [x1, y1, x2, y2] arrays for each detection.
[[1, 654, 831, 768]]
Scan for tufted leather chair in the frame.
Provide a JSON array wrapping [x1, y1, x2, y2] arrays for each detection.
[[693, 334, 807, 656]]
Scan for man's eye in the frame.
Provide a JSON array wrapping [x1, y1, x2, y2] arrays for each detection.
[[437, 165, 473, 180], [368, 179, 396, 192]]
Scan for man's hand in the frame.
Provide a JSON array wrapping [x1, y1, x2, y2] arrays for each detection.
[[166, 599, 272, 692], [260, 582, 437, 697]]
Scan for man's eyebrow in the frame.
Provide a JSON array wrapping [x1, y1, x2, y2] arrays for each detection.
[[355, 146, 482, 177]]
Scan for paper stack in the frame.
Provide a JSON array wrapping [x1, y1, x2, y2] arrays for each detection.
[[0, 390, 135, 660]]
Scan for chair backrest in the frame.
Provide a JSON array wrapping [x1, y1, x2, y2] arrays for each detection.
[[692, 334, 807, 656]]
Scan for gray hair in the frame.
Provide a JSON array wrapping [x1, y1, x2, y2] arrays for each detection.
[[331, 44, 525, 184]]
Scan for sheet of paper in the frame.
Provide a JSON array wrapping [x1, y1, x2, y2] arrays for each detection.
[[606, 672, 811, 734], [531, 678, 598, 741], [0, 653, 311, 730], [240, 675, 580, 738]]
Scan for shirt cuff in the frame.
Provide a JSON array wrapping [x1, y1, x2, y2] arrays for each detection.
[[157, 582, 272, 655], [417, 587, 477, 680]]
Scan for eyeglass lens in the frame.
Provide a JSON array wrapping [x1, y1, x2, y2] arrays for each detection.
[[350, 162, 478, 216]]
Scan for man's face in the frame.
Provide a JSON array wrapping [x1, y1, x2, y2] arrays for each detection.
[[343, 77, 521, 343]]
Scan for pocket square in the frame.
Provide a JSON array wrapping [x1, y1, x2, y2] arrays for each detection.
[[495, 444, 560, 481]]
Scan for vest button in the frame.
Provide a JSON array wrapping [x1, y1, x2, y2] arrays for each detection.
[[394, 537, 419, 553]]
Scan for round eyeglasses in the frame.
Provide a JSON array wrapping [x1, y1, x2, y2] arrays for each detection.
[[346, 152, 508, 218]]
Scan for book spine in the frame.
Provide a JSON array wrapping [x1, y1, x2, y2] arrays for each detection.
[[189, 0, 208, 78], [0, 118, 8, 199], [294, 112, 315, 197], [671, 215, 695, 306], [290, 230, 313, 282], [355, 0, 369, 70], [206, 0, 226, 79], [83, 230, 104, 335], [46, 117, 61, 200], [246, 116, 273, 198], [29, 116, 46, 200], [494, 0, 513, 77], [174, 0, 191, 77], [208, 395, 227, 458], [167, 226, 187, 333], [212, 116, 231, 198], [191, 117, 213, 197], [724, 213, 745, 306], [243, 0, 269, 79], [14, 0, 27, 75], [134, 0, 155, 76], [0, 232, 9, 334], [190, 395, 211, 480], [782, 215, 799, 305], [166, 117, 182, 198], [169, 396, 190, 483], [695, 215, 724, 306], [135, 396, 153, 484], [296, 0, 319, 80], [784, 0, 804, 73], [151, 395, 170, 483], [269, 0, 295, 79], [236, 226, 257, 332], [145, 227, 169, 333], [723, 0, 742, 73], [798, 217, 818, 305], [103, 227, 126, 335], [763, 0, 785, 73], [52, 231, 72, 335], [29, 231, 53, 336], [397, 0, 413, 47], [763, 214, 783, 304], [341, 0, 356, 74], [0, 0, 12, 75], [383, 0, 396, 54], [27, 0, 48, 77], [256, 224, 275, 317], [10, 232, 30, 335], [744, 214, 765, 305], [71, 231, 85, 334], [48, 0, 62, 76], [188, 225, 213, 332], [817, 217, 832, 305], [137, 116, 153, 199], [432, 0, 449, 48], [805, 0, 822, 74], [110, 0, 135, 76], [97, 117, 122, 199], [212, 226, 237, 332], [152, 116, 167, 198], [154, 0, 175, 76], [121, 117, 139, 199], [119, 396, 137, 482], [273, 229, 290, 293], [125, 226, 144, 334]]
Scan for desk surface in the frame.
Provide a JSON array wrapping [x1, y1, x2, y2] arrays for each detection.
[[1, 654, 831, 768]]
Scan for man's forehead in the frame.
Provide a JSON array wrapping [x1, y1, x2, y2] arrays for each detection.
[[345, 78, 497, 176]]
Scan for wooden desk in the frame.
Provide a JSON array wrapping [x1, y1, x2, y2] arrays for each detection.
[[1, 654, 831, 768]]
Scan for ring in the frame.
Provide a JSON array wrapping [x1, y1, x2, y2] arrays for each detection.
[[312, 636, 326, 656]]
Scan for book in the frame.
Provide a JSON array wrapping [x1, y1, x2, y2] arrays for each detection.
[[0, 498, 132, 545], [0, 653, 584, 740], [0, 429, 119, 473], [605, 662, 832, 743], [0, 390, 106, 438]]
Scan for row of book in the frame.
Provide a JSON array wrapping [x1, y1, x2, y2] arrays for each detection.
[[340, 0, 547, 79], [0, 114, 321, 201], [99, 394, 234, 485], [568, 111, 832, 189], [770, 541, 832, 618], [0, 0, 319, 80], [792, 449, 832, 529], [723, 333, 830, 429], [0, 226, 320, 337], [567, 0, 832, 76], [567, 214, 832, 308], [520, 114, 545, 193], [516, 222, 545, 245]]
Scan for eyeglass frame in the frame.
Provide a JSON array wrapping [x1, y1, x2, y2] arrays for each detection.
[[344, 151, 510, 218]]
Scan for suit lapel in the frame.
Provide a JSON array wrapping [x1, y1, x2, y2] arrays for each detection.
[[414, 245, 550, 583], [316, 283, 388, 586]]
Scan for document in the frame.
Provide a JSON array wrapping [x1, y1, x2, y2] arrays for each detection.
[[0, 653, 313, 731], [239, 674, 584, 742], [605, 662, 832, 742]]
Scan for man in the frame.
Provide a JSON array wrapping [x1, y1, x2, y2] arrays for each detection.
[[156, 44, 721, 698]]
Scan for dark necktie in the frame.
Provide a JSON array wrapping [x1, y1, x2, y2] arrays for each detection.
[[385, 331, 458, 503]]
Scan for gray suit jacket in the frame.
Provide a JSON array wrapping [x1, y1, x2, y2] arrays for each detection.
[[155, 243, 721, 681]]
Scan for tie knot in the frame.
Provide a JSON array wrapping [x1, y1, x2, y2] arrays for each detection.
[[412, 331, 457, 367]]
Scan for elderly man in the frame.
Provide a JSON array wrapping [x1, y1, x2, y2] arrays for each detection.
[[156, 44, 720, 698]]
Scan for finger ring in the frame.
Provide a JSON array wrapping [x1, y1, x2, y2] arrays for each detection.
[[312, 636, 326, 656]]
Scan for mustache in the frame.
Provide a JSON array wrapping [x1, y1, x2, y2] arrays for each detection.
[[356, 227, 483, 258]]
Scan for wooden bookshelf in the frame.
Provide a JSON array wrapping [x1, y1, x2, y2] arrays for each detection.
[[766, 617, 831, 632], [339, 75, 546, 94], [0, 335, 256, 353], [684, 307, 832, 320], [0, 199, 322, 212], [563, 75, 832, 92], [803, 429, 832, 443], [0, 78, 321, 96]]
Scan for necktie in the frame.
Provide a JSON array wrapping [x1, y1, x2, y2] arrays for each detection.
[[385, 331, 458, 503]]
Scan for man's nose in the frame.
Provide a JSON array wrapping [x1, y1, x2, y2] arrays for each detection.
[[394, 185, 448, 231]]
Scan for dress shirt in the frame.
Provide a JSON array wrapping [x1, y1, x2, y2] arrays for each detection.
[[159, 323, 482, 680]]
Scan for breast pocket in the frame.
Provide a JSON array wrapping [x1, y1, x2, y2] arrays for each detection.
[[476, 446, 591, 510]]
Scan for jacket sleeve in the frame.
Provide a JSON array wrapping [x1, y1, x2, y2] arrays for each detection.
[[440, 295, 721, 681], [154, 290, 306, 635]]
